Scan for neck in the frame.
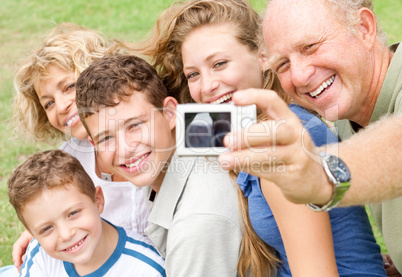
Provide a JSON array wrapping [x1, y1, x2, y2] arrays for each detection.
[[150, 148, 176, 193], [74, 220, 118, 275], [350, 42, 393, 127]]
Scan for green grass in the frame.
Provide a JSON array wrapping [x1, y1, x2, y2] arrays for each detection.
[[0, 0, 399, 267]]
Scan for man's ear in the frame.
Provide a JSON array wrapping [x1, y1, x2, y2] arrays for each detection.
[[357, 8, 377, 50], [163, 96, 178, 130], [94, 186, 105, 214]]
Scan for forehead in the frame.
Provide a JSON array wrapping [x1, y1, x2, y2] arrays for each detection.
[[263, 0, 338, 52], [22, 185, 88, 228], [86, 93, 155, 129], [183, 23, 241, 51], [269, 0, 335, 29], [182, 23, 256, 66], [34, 65, 74, 94]]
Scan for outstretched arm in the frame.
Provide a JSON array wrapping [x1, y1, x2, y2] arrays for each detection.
[[326, 114, 402, 206], [219, 89, 402, 206]]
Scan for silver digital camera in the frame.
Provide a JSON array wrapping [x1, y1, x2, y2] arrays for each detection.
[[176, 103, 257, 156]]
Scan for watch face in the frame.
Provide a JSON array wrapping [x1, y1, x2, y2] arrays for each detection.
[[327, 156, 351, 183]]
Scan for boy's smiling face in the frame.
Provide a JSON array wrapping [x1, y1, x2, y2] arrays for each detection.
[[22, 184, 104, 266], [86, 93, 177, 192]]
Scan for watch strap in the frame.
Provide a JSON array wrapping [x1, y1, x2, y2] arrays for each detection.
[[306, 153, 351, 212]]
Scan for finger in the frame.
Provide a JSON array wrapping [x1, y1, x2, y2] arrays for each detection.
[[232, 88, 298, 121], [224, 119, 300, 151], [219, 146, 291, 174]]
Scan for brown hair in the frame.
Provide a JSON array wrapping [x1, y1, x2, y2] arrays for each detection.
[[134, 0, 288, 105], [134, 1, 283, 276], [12, 23, 131, 144], [8, 149, 95, 229], [75, 54, 168, 137]]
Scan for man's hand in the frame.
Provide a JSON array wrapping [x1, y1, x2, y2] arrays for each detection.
[[219, 89, 332, 205], [383, 254, 402, 277], [12, 230, 33, 272]]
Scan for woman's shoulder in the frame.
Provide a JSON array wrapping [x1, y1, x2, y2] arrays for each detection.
[[289, 104, 338, 146], [59, 138, 94, 157]]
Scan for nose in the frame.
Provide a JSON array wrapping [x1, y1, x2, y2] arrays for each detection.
[[55, 92, 75, 115], [118, 129, 142, 161], [58, 223, 75, 242], [289, 57, 315, 89], [200, 72, 220, 96]]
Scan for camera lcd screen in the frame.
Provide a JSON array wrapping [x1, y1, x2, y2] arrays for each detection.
[[185, 112, 231, 148]]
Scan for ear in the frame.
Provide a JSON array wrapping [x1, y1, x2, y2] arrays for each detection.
[[163, 96, 178, 130], [258, 47, 270, 72], [87, 136, 96, 147], [357, 8, 377, 50], [94, 186, 105, 214]]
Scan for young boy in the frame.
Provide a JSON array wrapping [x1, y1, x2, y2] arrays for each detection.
[[7, 149, 165, 277], [75, 55, 243, 276]]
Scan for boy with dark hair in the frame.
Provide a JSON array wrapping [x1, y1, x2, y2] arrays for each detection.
[[8, 149, 165, 277], [75, 55, 243, 276]]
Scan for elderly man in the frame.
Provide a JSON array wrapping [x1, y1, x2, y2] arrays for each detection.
[[219, 0, 402, 273]]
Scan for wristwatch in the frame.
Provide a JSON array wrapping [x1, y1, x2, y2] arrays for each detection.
[[307, 152, 351, 212]]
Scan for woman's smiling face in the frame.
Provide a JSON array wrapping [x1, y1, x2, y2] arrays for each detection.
[[181, 23, 267, 104], [35, 65, 88, 140]]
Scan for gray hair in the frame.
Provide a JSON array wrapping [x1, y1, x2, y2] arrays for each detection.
[[324, 0, 387, 44], [266, 0, 387, 45]]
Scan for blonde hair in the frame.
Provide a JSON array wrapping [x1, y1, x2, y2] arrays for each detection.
[[136, 1, 284, 276], [12, 23, 127, 144]]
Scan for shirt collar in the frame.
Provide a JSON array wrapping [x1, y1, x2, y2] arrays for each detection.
[[146, 153, 196, 229]]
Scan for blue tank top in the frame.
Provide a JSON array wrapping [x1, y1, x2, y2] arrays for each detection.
[[237, 104, 386, 276]]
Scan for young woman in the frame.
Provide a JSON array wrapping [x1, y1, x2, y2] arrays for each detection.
[[135, 0, 387, 276], [9, 23, 148, 274]]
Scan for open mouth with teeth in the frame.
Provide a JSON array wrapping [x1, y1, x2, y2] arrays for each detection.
[[124, 152, 150, 169], [64, 114, 80, 127], [309, 75, 335, 98], [210, 93, 234, 104], [64, 235, 87, 252]]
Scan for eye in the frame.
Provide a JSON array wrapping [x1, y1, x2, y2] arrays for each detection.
[[186, 72, 199, 80], [68, 210, 80, 218], [65, 83, 76, 91], [98, 135, 113, 144], [213, 61, 227, 69], [303, 43, 319, 54], [43, 100, 55, 110], [275, 61, 289, 73], [128, 121, 143, 131], [40, 225, 54, 235]]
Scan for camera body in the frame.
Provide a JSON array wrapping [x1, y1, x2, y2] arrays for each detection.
[[176, 103, 256, 156]]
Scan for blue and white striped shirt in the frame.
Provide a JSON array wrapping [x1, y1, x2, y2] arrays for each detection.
[[21, 222, 165, 277]]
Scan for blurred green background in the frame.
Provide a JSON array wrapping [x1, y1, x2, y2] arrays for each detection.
[[0, 0, 400, 267]]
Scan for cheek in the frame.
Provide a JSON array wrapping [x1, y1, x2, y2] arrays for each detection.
[[187, 83, 202, 103], [231, 64, 262, 90], [277, 73, 295, 94], [37, 236, 57, 255], [46, 111, 60, 129]]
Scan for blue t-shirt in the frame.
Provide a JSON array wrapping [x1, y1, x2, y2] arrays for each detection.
[[237, 104, 386, 276]]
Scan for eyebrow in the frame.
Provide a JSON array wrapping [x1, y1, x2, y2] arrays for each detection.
[[92, 114, 145, 143], [183, 51, 226, 71], [39, 76, 73, 102], [267, 53, 282, 69]]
